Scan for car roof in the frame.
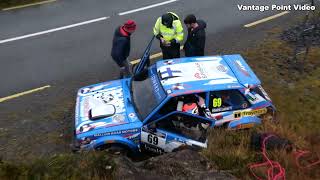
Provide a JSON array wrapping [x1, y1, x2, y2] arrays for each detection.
[[156, 54, 261, 96]]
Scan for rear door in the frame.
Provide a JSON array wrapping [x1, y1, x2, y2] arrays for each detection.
[[208, 89, 251, 126]]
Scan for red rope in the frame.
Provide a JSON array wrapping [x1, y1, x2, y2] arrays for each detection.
[[248, 135, 286, 180], [294, 149, 320, 169]]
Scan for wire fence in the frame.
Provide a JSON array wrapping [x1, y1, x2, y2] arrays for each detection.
[[291, 0, 320, 73]]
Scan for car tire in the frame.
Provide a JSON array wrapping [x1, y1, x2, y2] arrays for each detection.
[[96, 144, 129, 156], [107, 145, 128, 156]]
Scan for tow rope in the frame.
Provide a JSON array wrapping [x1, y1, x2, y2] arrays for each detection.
[[249, 134, 320, 180], [294, 149, 320, 169], [249, 134, 286, 180]]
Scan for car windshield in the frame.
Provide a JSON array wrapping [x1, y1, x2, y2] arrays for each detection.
[[131, 66, 166, 120]]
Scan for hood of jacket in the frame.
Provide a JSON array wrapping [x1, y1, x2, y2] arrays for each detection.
[[193, 20, 206, 33]]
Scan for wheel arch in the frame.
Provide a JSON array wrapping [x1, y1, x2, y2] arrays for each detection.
[[93, 135, 139, 152]]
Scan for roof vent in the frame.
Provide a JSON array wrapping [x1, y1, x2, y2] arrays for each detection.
[[89, 104, 115, 120]]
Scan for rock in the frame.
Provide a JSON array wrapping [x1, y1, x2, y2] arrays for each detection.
[[288, 83, 295, 90], [113, 149, 236, 180]]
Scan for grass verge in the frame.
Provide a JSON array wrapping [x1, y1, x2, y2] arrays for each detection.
[[203, 39, 320, 179], [0, 151, 115, 179], [0, 0, 50, 9]]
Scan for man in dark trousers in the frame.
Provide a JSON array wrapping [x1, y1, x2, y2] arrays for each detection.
[[111, 20, 136, 78], [183, 14, 207, 57], [153, 12, 184, 59]]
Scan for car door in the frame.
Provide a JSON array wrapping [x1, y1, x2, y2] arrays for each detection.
[[141, 112, 212, 154]]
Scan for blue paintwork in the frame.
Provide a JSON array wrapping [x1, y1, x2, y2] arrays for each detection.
[[74, 55, 275, 152], [223, 55, 261, 86], [228, 116, 261, 129]]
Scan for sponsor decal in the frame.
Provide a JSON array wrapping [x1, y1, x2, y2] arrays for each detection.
[[213, 98, 222, 108], [150, 68, 166, 102], [160, 67, 182, 79], [128, 113, 137, 120], [164, 60, 174, 65], [94, 128, 139, 137], [194, 62, 208, 79], [112, 114, 125, 123], [79, 84, 108, 95], [246, 93, 257, 102], [227, 85, 242, 89], [76, 121, 108, 134], [233, 108, 267, 118], [75, 97, 80, 124], [217, 65, 227, 72], [82, 97, 91, 120], [124, 133, 140, 140], [91, 87, 125, 113], [234, 60, 251, 77], [143, 143, 164, 154], [79, 124, 94, 133], [237, 123, 255, 129], [212, 106, 232, 113], [242, 103, 248, 109], [171, 83, 184, 90], [96, 93, 114, 103], [258, 85, 272, 101]]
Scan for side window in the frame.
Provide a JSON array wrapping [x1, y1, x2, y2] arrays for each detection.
[[157, 98, 178, 115], [157, 93, 207, 116], [209, 90, 250, 113], [156, 113, 210, 142]]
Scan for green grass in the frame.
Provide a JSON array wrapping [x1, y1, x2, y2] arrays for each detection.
[[203, 39, 320, 179], [0, 152, 115, 179], [0, 0, 48, 9]]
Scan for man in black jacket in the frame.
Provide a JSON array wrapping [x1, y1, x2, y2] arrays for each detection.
[[111, 20, 136, 78], [183, 14, 207, 57]]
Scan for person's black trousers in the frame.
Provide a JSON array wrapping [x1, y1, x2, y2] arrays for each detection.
[[114, 59, 131, 78], [160, 43, 180, 60]]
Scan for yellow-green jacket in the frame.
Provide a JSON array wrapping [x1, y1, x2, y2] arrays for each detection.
[[153, 12, 184, 44]]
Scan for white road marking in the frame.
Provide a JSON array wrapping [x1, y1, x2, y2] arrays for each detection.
[[244, 11, 290, 28], [0, 17, 109, 44], [118, 0, 179, 16]]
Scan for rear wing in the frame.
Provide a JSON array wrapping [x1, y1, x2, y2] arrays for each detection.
[[222, 54, 261, 86]]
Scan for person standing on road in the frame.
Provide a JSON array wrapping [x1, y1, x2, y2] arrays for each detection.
[[153, 12, 184, 59], [111, 20, 136, 78], [183, 14, 207, 57]]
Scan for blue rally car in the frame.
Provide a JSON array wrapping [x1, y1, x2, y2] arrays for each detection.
[[73, 55, 275, 154]]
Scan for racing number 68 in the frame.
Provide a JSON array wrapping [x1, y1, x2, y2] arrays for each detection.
[[147, 134, 158, 145], [213, 98, 222, 108]]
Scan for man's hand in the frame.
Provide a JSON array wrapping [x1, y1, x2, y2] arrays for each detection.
[[161, 38, 171, 46], [160, 38, 165, 44], [155, 34, 163, 40], [170, 39, 177, 46]]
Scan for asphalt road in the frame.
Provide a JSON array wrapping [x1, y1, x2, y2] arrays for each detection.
[[0, 0, 306, 97]]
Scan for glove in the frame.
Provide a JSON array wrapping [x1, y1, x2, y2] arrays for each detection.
[[156, 34, 163, 40]]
